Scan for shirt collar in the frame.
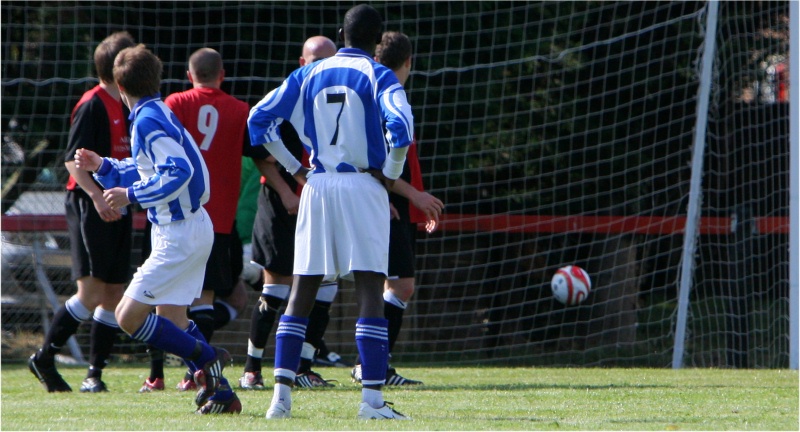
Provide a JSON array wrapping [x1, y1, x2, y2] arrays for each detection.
[[128, 93, 162, 121], [336, 47, 372, 59]]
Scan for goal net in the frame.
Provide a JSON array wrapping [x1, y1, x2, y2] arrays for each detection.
[[1, 1, 794, 368]]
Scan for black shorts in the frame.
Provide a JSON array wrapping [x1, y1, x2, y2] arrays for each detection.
[[387, 220, 417, 279], [251, 184, 296, 277], [203, 226, 244, 298], [65, 189, 133, 284]]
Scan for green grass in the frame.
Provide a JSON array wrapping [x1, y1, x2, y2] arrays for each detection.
[[1, 364, 797, 430]]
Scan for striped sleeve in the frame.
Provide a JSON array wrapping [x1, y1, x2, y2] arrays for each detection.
[[379, 82, 414, 149]]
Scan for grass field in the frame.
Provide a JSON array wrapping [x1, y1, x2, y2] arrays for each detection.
[[1, 363, 797, 430]]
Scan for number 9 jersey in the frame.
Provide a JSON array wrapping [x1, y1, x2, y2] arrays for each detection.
[[166, 87, 263, 234], [248, 47, 414, 176]]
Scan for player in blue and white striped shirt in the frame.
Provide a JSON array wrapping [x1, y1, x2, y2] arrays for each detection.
[[249, 4, 413, 421], [75, 44, 240, 414]]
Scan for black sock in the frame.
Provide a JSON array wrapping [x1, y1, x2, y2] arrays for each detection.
[[88, 319, 119, 378], [298, 356, 313, 374], [213, 301, 232, 330], [385, 301, 405, 353], [305, 300, 331, 351], [40, 305, 83, 362], [244, 295, 282, 372], [188, 308, 215, 343], [147, 346, 165, 380]]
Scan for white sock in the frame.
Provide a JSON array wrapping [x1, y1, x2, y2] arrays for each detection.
[[362, 387, 383, 409], [271, 383, 292, 410]]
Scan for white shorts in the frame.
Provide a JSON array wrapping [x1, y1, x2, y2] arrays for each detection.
[[125, 207, 214, 306], [293, 172, 390, 278]]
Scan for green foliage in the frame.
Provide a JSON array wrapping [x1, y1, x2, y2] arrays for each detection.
[[1, 364, 797, 430]]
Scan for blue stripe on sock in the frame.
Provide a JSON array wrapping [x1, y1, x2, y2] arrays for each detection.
[[356, 318, 389, 384], [274, 315, 308, 373]]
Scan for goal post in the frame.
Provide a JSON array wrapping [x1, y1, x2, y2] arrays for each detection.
[[789, 0, 799, 371], [1, 1, 794, 369], [672, 0, 719, 370]]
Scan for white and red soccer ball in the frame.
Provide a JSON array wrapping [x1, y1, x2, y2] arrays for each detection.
[[551, 265, 591, 306]]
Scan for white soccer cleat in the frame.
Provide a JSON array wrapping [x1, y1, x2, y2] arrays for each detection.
[[357, 402, 411, 420], [266, 402, 291, 419]]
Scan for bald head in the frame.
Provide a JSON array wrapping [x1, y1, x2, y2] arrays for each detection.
[[300, 36, 337, 66], [188, 48, 223, 87]]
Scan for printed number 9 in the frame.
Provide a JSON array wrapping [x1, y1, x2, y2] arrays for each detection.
[[197, 105, 219, 150]]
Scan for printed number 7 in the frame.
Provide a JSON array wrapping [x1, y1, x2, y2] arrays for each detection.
[[326, 93, 346, 146]]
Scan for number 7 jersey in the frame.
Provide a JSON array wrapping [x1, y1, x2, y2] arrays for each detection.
[[248, 47, 414, 174]]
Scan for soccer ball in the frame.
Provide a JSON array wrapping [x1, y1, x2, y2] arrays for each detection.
[[550, 265, 591, 306]]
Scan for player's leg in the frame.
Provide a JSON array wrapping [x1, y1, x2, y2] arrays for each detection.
[[241, 270, 290, 389], [213, 223, 247, 330], [353, 270, 409, 420], [295, 280, 338, 387], [120, 211, 233, 411], [81, 281, 126, 393], [29, 276, 103, 392], [244, 184, 294, 390], [266, 274, 324, 419], [81, 204, 133, 392], [352, 220, 422, 386]]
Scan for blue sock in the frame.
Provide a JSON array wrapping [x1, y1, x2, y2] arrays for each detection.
[[274, 315, 308, 378], [356, 318, 389, 386], [183, 320, 205, 373], [130, 314, 214, 367], [207, 377, 233, 401]]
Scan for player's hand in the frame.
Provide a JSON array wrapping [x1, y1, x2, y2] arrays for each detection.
[[74, 148, 102, 172], [389, 203, 400, 220], [103, 187, 131, 210], [411, 191, 444, 233], [92, 196, 122, 222], [280, 190, 301, 215]]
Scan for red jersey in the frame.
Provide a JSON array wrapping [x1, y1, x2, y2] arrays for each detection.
[[165, 87, 249, 234], [405, 139, 427, 224], [65, 86, 130, 190]]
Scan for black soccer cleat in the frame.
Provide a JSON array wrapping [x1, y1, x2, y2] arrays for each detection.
[[193, 347, 232, 407], [351, 364, 423, 386], [79, 377, 108, 393], [295, 369, 336, 388], [385, 367, 423, 386], [28, 352, 72, 393], [196, 390, 242, 414]]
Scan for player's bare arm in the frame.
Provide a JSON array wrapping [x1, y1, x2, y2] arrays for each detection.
[[254, 156, 300, 215], [65, 158, 121, 222], [390, 178, 444, 233]]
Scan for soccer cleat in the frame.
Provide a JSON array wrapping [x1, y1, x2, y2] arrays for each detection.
[[351, 365, 422, 386], [28, 353, 72, 392], [238, 371, 265, 390], [177, 377, 197, 391], [196, 391, 242, 414], [79, 377, 108, 393], [139, 377, 165, 393], [314, 351, 353, 368], [295, 370, 336, 388], [350, 364, 362, 383], [265, 402, 291, 419], [193, 347, 232, 406], [385, 367, 423, 386], [357, 402, 411, 420]]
